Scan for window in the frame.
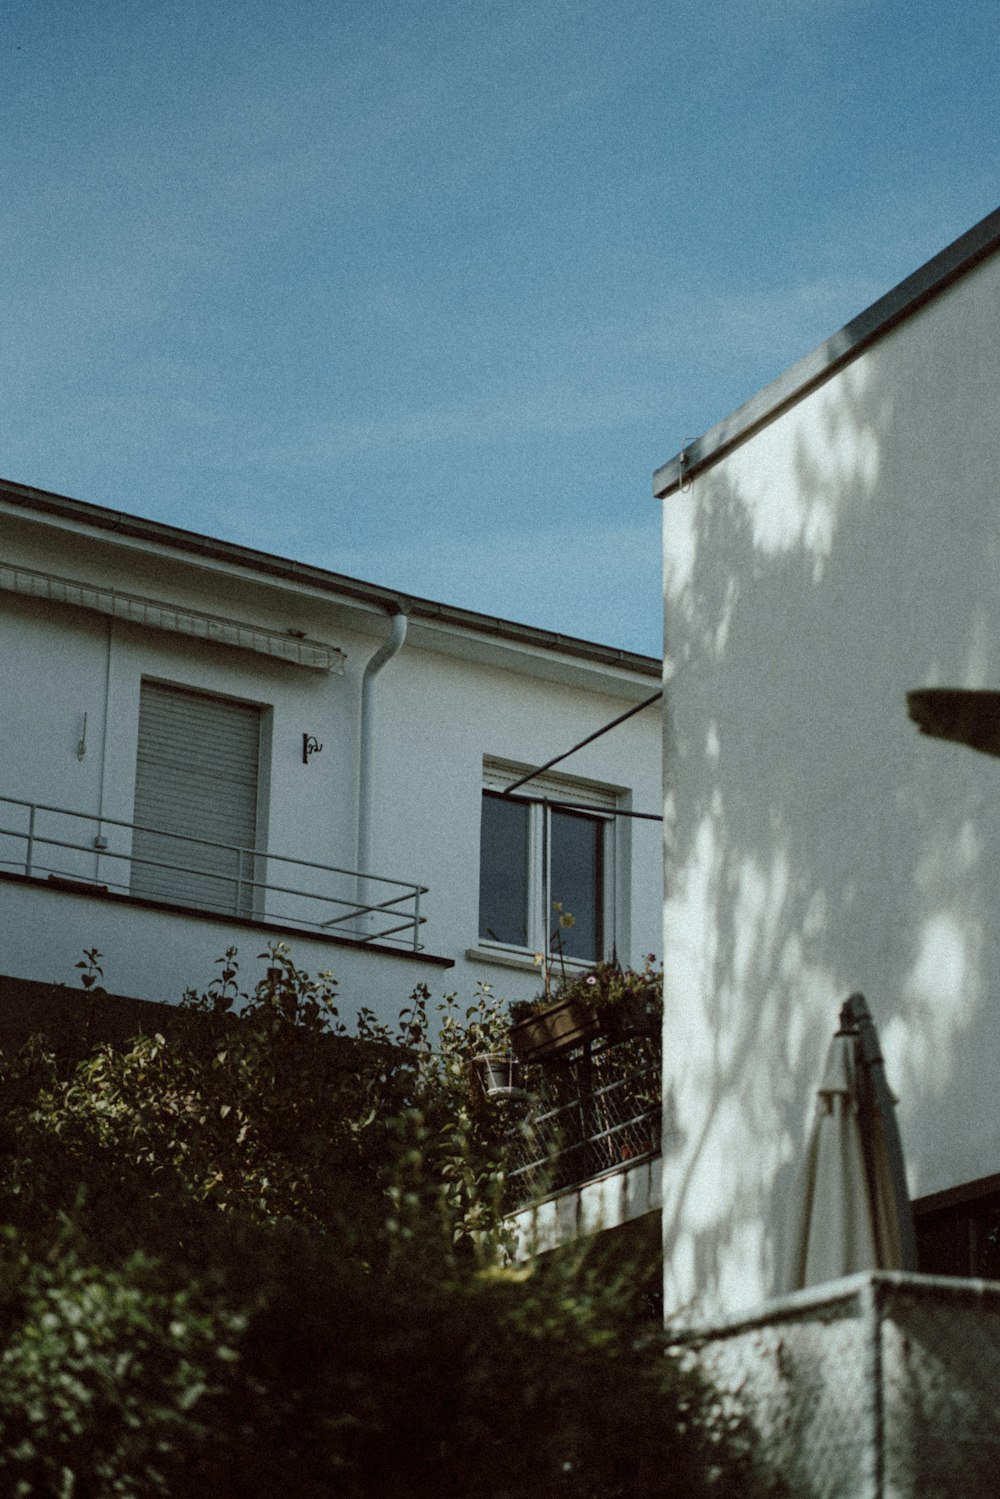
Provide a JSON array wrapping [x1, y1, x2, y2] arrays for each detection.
[[478, 767, 617, 965], [915, 1176, 1000, 1279], [131, 681, 264, 917]]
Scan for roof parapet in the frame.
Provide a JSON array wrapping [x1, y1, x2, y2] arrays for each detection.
[[654, 203, 1000, 499]]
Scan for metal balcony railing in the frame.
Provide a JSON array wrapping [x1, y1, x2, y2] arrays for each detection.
[[504, 1034, 661, 1205], [0, 795, 427, 950]]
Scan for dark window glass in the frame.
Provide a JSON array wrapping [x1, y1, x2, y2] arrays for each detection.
[[916, 1209, 974, 1278], [479, 792, 530, 946], [550, 807, 603, 962], [916, 1189, 1000, 1279]]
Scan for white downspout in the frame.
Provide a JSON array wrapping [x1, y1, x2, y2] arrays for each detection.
[[93, 617, 114, 881], [356, 609, 407, 889]]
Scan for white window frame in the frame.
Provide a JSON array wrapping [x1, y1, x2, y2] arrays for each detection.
[[479, 760, 624, 970]]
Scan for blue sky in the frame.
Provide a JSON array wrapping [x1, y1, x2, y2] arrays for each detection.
[[3, 1, 998, 656]]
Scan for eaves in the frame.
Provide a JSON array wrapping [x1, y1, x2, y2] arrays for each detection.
[[0, 477, 660, 696]]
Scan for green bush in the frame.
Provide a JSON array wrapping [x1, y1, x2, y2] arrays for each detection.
[[0, 1232, 242, 1497], [0, 1223, 772, 1499], [0, 948, 776, 1499]]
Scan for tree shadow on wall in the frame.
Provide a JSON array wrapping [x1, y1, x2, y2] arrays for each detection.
[[662, 318, 1000, 1302]]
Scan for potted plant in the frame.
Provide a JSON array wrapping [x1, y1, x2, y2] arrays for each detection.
[[508, 991, 599, 1063], [506, 903, 663, 1061], [551, 955, 663, 1045], [507, 904, 600, 1062]]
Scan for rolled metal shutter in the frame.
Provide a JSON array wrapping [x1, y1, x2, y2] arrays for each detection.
[[131, 681, 261, 917]]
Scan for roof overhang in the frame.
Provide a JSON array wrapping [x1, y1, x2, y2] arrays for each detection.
[[0, 479, 660, 699]]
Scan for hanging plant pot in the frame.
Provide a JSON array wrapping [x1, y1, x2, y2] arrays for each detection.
[[475, 1054, 527, 1101], [509, 995, 598, 1063]]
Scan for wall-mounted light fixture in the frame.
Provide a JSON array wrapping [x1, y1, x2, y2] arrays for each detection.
[[303, 733, 324, 765], [907, 688, 1000, 758]]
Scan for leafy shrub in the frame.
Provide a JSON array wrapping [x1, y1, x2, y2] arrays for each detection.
[[0, 947, 776, 1499], [0, 1222, 775, 1499], [0, 1230, 243, 1497]]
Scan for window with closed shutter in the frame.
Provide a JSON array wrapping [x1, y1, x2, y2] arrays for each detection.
[[131, 681, 262, 917]]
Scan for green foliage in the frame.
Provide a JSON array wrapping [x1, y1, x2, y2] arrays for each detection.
[[0, 1230, 243, 1497], [2, 947, 515, 1262], [0, 1221, 774, 1499], [558, 953, 662, 1021], [0, 946, 775, 1499], [509, 954, 662, 1056]]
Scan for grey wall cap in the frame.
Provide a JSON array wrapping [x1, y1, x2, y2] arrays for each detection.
[[654, 203, 1000, 499]]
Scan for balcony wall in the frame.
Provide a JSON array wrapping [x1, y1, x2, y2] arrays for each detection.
[[0, 874, 451, 1030], [671, 1270, 1000, 1498], [509, 1154, 662, 1257], [504, 1033, 663, 1253]]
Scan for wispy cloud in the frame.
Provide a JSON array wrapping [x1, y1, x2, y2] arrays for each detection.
[[263, 380, 667, 464], [637, 274, 888, 376]]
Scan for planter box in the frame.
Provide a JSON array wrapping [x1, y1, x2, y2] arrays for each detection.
[[601, 992, 659, 1042], [509, 994, 598, 1062]]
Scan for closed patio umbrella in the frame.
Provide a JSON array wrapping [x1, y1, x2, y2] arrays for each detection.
[[780, 993, 916, 1293]]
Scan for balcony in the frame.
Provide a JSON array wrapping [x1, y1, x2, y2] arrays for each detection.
[[0, 795, 427, 951], [671, 1270, 1000, 1498], [503, 1033, 661, 1207]]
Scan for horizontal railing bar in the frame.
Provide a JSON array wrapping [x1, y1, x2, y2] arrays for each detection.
[[0, 796, 427, 895], [519, 1079, 658, 1130], [508, 1122, 657, 1159], [0, 794, 428, 950], [14, 851, 426, 948], [12, 839, 426, 931], [507, 1099, 660, 1144], [363, 918, 425, 942], [507, 1144, 659, 1189], [579, 1113, 659, 1150], [506, 1115, 660, 1175], [319, 890, 419, 927]]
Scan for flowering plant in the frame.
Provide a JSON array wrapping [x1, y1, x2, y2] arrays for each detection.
[[554, 954, 662, 1032], [508, 953, 662, 1036]]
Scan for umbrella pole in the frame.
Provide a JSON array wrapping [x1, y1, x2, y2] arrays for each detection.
[[843, 993, 918, 1271]]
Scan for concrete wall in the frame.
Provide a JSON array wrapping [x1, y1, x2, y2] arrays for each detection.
[[510, 1157, 662, 1257], [0, 877, 439, 1028], [661, 246, 1000, 1316], [0, 503, 661, 1030]]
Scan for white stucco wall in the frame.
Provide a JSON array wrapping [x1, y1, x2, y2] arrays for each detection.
[[0, 502, 661, 1030], [367, 642, 662, 998], [661, 246, 1000, 1317]]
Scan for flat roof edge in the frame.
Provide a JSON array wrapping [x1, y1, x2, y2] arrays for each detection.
[[654, 202, 1000, 498], [0, 478, 660, 680]]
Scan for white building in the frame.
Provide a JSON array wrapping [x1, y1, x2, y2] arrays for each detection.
[[0, 478, 662, 1039], [655, 204, 1000, 1317]]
